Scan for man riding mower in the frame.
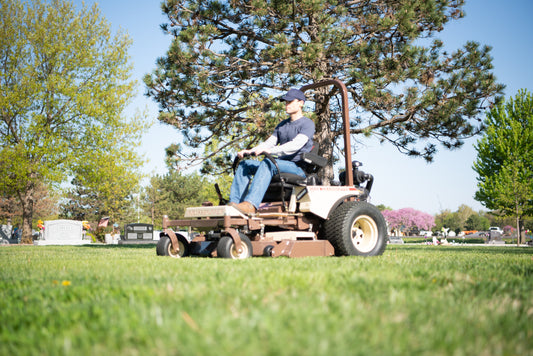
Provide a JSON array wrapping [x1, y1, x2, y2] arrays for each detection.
[[156, 79, 388, 259]]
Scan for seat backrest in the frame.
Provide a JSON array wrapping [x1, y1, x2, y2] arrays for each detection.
[[263, 148, 326, 203], [300, 146, 327, 174]]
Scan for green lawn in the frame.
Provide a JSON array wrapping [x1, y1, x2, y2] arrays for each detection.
[[1, 244, 531, 356]]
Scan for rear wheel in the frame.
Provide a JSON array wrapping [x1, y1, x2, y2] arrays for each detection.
[[324, 201, 387, 256], [217, 233, 252, 259], [156, 234, 190, 258]]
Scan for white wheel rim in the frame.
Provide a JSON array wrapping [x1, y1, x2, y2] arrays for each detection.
[[230, 242, 249, 259], [351, 215, 378, 253], [168, 240, 185, 258]]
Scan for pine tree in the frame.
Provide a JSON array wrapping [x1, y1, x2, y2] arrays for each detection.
[[146, 0, 503, 180]]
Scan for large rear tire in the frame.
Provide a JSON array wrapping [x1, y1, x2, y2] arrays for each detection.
[[324, 201, 387, 256], [156, 234, 190, 258], [217, 233, 253, 259]]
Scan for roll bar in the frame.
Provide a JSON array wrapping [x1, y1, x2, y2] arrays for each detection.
[[299, 79, 353, 186]]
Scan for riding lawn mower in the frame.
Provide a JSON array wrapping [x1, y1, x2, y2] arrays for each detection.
[[156, 79, 388, 259]]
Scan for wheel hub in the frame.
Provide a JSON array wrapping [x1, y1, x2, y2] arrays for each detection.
[[230, 243, 248, 259], [351, 215, 378, 253]]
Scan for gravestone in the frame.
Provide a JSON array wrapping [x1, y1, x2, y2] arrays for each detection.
[[0, 226, 11, 245], [388, 235, 404, 244], [34, 220, 87, 245], [1, 223, 19, 244], [119, 223, 156, 245], [487, 230, 504, 245], [104, 233, 120, 245], [0, 225, 11, 241]]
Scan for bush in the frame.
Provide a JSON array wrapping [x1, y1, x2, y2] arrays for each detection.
[[92, 226, 113, 243]]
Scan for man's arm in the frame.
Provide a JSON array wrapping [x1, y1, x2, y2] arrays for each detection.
[[269, 134, 309, 157]]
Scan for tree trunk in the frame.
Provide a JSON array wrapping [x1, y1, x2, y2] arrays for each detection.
[[314, 87, 334, 184], [515, 216, 520, 246], [18, 183, 35, 244], [515, 200, 521, 246]]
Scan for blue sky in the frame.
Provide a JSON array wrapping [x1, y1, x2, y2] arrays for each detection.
[[74, 0, 533, 215]]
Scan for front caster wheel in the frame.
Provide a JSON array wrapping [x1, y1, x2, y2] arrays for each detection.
[[263, 245, 274, 257], [217, 233, 252, 259], [156, 234, 190, 258]]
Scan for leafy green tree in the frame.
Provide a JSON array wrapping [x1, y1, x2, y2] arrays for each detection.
[[434, 209, 462, 234], [375, 204, 392, 212], [465, 213, 489, 231], [145, 0, 503, 180], [142, 171, 222, 227], [473, 89, 533, 244], [64, 147, 143, 223], [59, 178, 101, 222], [0, 0, 147, 243], [1, 181, 58, 228], [455, 204, 476, 229]]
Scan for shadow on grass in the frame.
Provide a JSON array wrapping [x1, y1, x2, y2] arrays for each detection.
[[77, 243, 157, 249], [78, 241, 532, 255], [387, 244, 532, 255]]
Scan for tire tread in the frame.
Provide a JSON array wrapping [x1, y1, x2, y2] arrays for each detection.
[[324, 201, 387, 256]]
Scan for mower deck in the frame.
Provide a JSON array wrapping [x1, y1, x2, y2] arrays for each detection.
[[162, 205, 334, 258]]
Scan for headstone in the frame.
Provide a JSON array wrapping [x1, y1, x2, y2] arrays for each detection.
[[388, 235, 404, 244], [119, 223, 156, 245], [124, 223, 153, 240], [1, 224, 19, 244], [34, 220, 87, 245], [487, 230, 504, 245], [104, 233, 120, 245], [0, 226, 11, 241]]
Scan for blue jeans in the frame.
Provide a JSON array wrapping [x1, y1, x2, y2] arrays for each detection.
[[229, 158, 306, 208]]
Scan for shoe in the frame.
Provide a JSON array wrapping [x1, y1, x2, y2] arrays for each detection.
[[234, 201, 256, 215]]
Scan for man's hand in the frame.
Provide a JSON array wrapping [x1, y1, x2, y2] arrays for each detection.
[[237, 148, 271, 158], [252, 148, 270, 156], [237, 149, 253, 158]]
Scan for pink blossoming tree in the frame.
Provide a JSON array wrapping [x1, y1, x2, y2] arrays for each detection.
[[382, 208, 435, 235]]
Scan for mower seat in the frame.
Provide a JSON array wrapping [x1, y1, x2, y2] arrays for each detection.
[[262, 150, 327, 202]]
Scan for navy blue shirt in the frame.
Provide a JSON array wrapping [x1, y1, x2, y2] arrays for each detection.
[[272, 116, 315, 162]]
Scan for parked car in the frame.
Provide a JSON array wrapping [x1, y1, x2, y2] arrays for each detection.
[[489, 226, 503, 234]]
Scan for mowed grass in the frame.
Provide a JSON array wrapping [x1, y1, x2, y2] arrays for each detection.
[[0, 244, 531, 356]]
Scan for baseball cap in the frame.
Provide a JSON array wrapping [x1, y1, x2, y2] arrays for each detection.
[[280, 88, 306, 102]]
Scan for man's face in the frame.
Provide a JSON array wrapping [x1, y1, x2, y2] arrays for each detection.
[[284, 99, 304, 114]]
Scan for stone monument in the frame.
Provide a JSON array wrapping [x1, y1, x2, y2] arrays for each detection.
[[388, 235, 404, 244], [34, 220, 88, 245], [119, 223, 156, 245], [487, 230, 504, 245]]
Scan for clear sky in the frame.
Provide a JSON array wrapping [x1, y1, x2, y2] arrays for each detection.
[[74, 0, 533, 215]]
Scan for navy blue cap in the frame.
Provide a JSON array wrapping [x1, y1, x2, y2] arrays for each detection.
[[280, 88, 306, 102]]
